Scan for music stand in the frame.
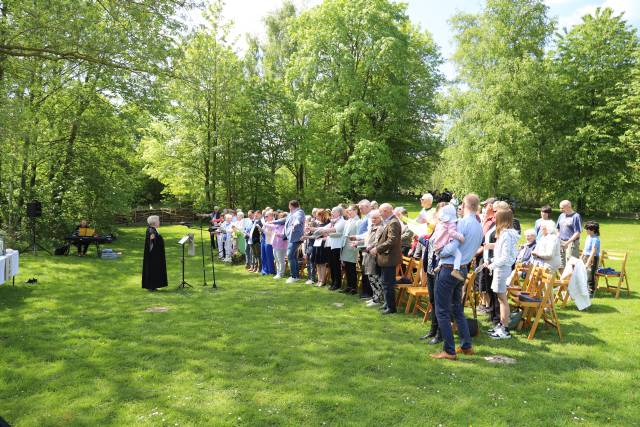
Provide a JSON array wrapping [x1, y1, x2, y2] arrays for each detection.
[[208, 223, 219, 289], [177, 235, 192, 289], [181, 219, 214, 288]]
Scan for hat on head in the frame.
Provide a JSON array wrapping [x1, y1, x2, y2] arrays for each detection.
[[438, 204, 458, 223]]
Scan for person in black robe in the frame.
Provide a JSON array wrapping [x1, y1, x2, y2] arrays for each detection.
[[142, 215, 168, 291]]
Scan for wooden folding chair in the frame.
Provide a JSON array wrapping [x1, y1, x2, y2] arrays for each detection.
[[595, 250, 630, 298], [553, 266, 573, 308], [508, 264, 538, 306], [402, 260, 427, 313], [395, 256, 415, 307], [517, 268, 562, 341]]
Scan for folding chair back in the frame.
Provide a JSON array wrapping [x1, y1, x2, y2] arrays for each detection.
[[517, 267, 562, 341], [595, 250, 630, 298]]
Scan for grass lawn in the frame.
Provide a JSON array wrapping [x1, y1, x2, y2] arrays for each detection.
[[1, 206, 639, 426]]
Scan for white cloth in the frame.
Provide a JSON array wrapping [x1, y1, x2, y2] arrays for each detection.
[[0, 255, 5, 285], [564, 257, 591, 310], [0, 250, 19, 285]]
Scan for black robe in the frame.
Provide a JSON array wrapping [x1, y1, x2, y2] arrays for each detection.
[[142, 226, 168, 289]]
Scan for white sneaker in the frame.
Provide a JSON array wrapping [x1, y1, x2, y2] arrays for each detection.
[[305, 279, 314, 285], [273, 275, 281, 279], [366, 300, 380, 307], [490, 325, 512, 340], [286, 277, 299, 284]]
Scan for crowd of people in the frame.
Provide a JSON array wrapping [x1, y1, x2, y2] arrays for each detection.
[[205, 194, 599, 361]]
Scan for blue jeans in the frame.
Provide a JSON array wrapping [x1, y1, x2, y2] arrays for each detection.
[[380, 266, 396, 311], [287, 241, 302, 278], [245, 240, 253, 266], [435, 265, 472, 355]]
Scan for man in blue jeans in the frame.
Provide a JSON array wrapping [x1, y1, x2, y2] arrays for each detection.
[[431, 194, 483, 361], [273, 200, 306, 283]]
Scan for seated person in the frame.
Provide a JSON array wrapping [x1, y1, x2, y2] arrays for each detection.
[[72, 219, 95, 256], [516, 229, 537, 265]]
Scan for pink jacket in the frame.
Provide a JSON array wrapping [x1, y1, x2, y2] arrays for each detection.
[[266, 223, 287, 250]]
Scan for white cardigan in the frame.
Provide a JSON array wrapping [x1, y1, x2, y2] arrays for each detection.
[[534, 234, 562, 273]]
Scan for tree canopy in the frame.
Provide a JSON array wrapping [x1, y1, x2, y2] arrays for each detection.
[[1, 0, 638, 244]]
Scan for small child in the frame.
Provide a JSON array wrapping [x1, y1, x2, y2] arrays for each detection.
[[431, 204, 465, 281], [582, 221, 601, 296]]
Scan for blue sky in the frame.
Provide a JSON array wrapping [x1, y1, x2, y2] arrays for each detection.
[[206, 0, 640, 79]]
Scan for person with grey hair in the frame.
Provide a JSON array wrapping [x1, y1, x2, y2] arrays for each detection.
[[349, 209, 384, 305], [357, 199, 374, 298], [532, 219, 562, 274], [370, 203, 402, 314], [416, 193, 435, 225], [142, 215, 167, 292]]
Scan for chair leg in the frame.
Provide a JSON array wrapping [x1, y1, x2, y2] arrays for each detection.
[[528, 306, 545, 340], [405, 295, 413, 314], [625, 274, 630, 296]]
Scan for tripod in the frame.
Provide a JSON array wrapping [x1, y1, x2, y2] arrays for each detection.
[[177, 236, 192, 289], [26, 217, 51, 255]]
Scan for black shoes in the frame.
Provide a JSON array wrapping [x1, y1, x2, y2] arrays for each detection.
[[428, 336, 443, 345], [381, 308, 397, 315], [329, 286, 340, 291], [419, 331, 437, 340]]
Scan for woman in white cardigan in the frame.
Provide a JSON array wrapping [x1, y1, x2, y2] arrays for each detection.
[[486, 209, 520, 339], [340, 204, 362, 294], [532, 219, 562, 274], [320, 206, 346, 291]]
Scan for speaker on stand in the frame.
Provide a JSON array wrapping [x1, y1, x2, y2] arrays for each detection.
[[26, 200, 50, 255]]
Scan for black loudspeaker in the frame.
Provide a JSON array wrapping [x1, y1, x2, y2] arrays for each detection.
[[27, 201, 42, 218]]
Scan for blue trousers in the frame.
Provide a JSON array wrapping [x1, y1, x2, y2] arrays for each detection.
[[434, 265, 472, 355], [245, 241, 253, 266], [380, 266, 396, 311], [261, 242, 275, 274], [287, 241, 302, 278]]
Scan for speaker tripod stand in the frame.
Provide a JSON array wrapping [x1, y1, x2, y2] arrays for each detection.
[[177, 235, 192, 289], [26, 217, 51, 255]]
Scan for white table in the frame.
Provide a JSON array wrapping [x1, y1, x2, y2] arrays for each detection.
[[0, 250, 19, 286]]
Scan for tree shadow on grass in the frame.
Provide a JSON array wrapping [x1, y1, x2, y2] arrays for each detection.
[[0, 285, 35, 310]]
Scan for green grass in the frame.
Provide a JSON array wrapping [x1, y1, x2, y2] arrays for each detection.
[[1, 207, 639, 426]]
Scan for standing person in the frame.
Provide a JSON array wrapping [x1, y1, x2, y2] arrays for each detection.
[[416, 193, 436, 225], [357, 209, 384, 306], [430, 194, 483, 361], [304, 210, 320, 285], [369, 203, 402, 314], [244, 211, 255, 270], [535, 205, 552, 240], [320, 206, 346, 291], [557, 200, 582, 269], [486, 209, 519, 340], [142, 215, 168, 292], [219, 214, 234, 263], [431, 204, 465, 281], [249, 211, 263, 272], [395, 207, 414, 256], [311, 209, 331, 286], [357, 200, 374, 299], [267, 212, 288, 279], [272, 200, 306, 283], [261, 210, 276, 275], [478, 199, 497, 315], [582, 221, 601, 296], [340, 204, 361, 294]]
